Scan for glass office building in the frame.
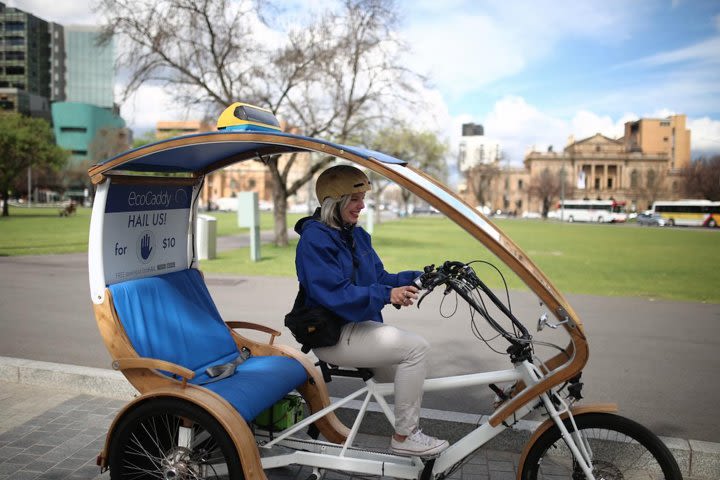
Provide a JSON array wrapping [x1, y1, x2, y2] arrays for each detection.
[[54, 26, 128, 168], [64, 25, 114, 108], [0, 2, 57, 119]]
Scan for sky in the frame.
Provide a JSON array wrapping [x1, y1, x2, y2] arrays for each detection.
[[9, 0, 720, 166]]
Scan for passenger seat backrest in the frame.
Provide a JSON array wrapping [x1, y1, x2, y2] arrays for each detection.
[[108, 269, 239, 378]]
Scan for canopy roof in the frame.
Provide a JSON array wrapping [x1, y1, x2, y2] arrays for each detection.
[[86, 128, 587, 425], [89, 131, 405, 182]]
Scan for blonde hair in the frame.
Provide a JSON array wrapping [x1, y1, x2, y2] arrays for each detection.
[[320, 195, 352, 229]]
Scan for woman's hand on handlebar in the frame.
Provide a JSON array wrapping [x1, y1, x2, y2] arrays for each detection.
[[391, 286, 419, 307]]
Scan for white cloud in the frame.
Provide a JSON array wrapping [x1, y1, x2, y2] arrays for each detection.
[[619, 37, 720, 69], [118, 85, 206, 132], [688, 117, 720, 155], [481, 96, 567, 162], [569, 111, 629, 141], [401, 0, 640, 97], [5, 1, 99, 24], [452, 97, 720, 167], [404, 14, 528, 97]]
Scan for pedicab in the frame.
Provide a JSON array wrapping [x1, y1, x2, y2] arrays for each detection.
[[87, 104, 682, 479]]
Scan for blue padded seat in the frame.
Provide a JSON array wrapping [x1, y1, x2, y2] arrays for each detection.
[[108, 269, 307, 421]]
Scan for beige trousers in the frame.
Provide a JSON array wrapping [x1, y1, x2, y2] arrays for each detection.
[[313, 321, 430, 436]]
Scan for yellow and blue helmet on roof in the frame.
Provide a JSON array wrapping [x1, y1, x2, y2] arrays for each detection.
[[217, 102, 281, 132]]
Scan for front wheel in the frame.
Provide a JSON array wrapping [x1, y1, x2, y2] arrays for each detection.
[[520, 413, 682, 480], [107, 397, 244, 479]]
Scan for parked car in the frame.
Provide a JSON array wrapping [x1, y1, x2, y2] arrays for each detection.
[[636, 212, 667, 227]]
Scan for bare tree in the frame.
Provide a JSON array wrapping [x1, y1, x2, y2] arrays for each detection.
[[366, 171, 392, 224], [680, 156, 720, 200], [96, 0, 421, 245], [637, 168, 668, 210], [528, 168, 574, 218], [466, 163, 500, 210]]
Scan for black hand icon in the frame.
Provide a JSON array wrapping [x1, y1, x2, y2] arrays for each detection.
[[140, 233, 153, 260]]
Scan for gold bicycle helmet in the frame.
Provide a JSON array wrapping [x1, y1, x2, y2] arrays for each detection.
[[316, 165, 371, 203]]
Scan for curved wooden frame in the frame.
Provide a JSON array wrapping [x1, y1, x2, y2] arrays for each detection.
[[90, 130, 591, 475]]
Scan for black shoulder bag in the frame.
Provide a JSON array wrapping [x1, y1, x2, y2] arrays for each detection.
[[285, 228, 357, 353], [284, 284, 345, 353]]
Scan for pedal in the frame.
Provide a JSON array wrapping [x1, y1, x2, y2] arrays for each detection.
[[305, 467, 324, 480]]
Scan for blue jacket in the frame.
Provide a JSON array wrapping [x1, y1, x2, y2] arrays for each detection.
[[295, 214, 420, 324]]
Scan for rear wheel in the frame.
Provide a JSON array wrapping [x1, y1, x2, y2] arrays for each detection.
[[520, 413, 682, 480], [708, 218, 717, 228], [108, 397, 243, 479]]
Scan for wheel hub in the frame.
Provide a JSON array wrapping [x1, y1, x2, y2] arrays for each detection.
[[592, 461, 623, 480], [162, 447, 202, 480], [574, 460, 623, 480]]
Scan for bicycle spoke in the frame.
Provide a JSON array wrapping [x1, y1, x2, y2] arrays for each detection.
[[127, 432, 164, 469]]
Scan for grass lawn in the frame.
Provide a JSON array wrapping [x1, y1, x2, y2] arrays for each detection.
[[1, 206, 718, 303], [202, 216, 720, 303], [0, 206, 93, 255]]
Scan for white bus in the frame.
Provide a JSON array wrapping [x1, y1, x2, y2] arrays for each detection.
[[652, 200, 720, 227], [548, 200, 627, 223]]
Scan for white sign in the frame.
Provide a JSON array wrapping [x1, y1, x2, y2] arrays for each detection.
[[103, 184, 192, 284]]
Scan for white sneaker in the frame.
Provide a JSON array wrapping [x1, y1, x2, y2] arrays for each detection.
[[390, 429, 449, 457]]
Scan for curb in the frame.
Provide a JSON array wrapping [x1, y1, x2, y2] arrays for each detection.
[[0, 356, 136, 400], [1, 356, 717, 479]]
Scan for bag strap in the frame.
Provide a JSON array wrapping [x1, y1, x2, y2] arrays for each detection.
[[199, 346, 251, 385]]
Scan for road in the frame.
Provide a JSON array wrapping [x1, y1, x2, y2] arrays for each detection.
[[0, 252, 718, 443]]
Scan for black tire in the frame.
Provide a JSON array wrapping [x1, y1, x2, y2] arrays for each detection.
[[568, 216, 574, 223], [708, 218, 717, 228], [520, 413, 682, 480], [108, 397, 244, 479], [668, 219, 675, 227]]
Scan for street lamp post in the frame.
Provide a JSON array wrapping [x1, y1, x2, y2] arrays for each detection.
[[560, 164, 566, 222], [27, 167, 32, 206]]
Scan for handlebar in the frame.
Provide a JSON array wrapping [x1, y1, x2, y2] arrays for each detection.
[[413, 261, 531, 345]]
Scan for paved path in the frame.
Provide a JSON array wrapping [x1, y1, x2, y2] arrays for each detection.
[[1, 250, 719, 445], [0, 382, 518, 480]]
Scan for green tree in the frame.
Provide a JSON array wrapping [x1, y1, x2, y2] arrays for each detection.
[[132, 130, 164, 149], [369, 126, 448, 215], [0, 113, 68, 217]]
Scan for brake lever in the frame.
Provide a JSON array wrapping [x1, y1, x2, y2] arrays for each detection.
[[416, 289, 432, 308]]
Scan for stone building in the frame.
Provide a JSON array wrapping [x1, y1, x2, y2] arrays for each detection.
[[478, 114, 691, 215]]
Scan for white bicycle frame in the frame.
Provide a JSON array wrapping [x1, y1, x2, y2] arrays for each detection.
[[258, 358, 596, 480]]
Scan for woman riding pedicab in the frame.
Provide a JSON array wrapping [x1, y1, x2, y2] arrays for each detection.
[[292, 165, 448, 457]]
